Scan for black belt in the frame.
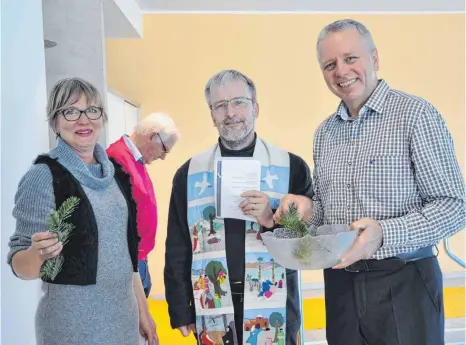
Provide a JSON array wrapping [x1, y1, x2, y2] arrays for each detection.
[[345, 246, 435, 273]]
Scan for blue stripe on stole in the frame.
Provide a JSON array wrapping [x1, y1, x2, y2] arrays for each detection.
[[260, 165, 289, 195], [188, 171, 215, 202]]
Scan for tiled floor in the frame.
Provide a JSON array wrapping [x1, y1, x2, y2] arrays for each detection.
[[304, 317, 466, 345]]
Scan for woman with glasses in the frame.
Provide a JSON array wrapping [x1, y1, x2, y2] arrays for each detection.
[[7, 78, 158, 345]]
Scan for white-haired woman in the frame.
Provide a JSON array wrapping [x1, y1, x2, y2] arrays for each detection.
[[7, 78, 158, 345]]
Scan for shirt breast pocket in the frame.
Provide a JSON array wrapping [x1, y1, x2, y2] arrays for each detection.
[[358, 155, 415, 213]]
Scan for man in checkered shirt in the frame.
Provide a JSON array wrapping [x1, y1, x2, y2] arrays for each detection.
[[276, 19, 465, 345]]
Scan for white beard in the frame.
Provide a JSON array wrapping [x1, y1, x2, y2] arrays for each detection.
[[216, 111, 255, 149]]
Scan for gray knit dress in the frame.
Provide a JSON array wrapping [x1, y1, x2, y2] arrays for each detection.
[[7, 138, 140, 345]]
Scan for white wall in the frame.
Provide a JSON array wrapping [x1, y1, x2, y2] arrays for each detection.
[[103, 0, 143, 38], [124, 100, 140, 135], [43, 0, 109, 149], [1, 0, 50, 344], [106, 91, 127, 144], [0, 0, 3, 340], [106, 91, 140, 145]]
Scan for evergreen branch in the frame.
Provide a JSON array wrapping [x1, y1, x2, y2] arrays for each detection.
[[51, 255, 64, 280], [58, 196, 80, 221], [276, 203, 309, 238], [46, 210, 62, 233], [293, 236, 314, 261], [293, 236, 332, 262], [39, 196, 80, 281], [59, 222, 75, 246], [39, 254, 64, 281], [273, 203, 334, 263]]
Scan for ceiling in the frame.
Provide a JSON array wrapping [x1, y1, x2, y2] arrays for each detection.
[[135, 0, 464, 12]]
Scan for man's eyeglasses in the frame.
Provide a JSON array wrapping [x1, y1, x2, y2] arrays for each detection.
[[210, 97, 253, 115], [157, 133, 169, 154], [57, 107, 103, 122]]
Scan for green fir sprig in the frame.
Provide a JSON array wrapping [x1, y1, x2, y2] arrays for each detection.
[[276, 203, 309, 238], [39, 196, 80, 281], [275, 203, 331, 262]]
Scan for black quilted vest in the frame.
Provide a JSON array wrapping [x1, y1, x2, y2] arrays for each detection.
[[34, 155, 139, 285]]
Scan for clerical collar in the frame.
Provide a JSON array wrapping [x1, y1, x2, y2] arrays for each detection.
[[218, 133, 257, 156]]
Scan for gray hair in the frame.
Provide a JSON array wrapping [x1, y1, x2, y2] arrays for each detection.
[[204, 69, 257, 106], [133, 112, 180, 143], [47, 78, 107, 132], [316, 19, 376, 60]]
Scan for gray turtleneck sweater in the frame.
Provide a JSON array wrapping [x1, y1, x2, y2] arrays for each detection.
[[7, 138, 140, 345]]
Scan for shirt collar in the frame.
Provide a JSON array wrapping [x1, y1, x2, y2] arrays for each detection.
[[336, 79, 390, 121], [123, 135, 143, 164]]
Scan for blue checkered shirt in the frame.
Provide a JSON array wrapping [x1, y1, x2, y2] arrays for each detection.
[[309, 79, 465, 259]]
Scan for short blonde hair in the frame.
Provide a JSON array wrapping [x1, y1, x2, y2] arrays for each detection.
[[47, 78, 107, 132], [133, 113, 180, 142]]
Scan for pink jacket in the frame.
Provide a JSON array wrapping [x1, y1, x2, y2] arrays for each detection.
[[107, 137, 158, 260]]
